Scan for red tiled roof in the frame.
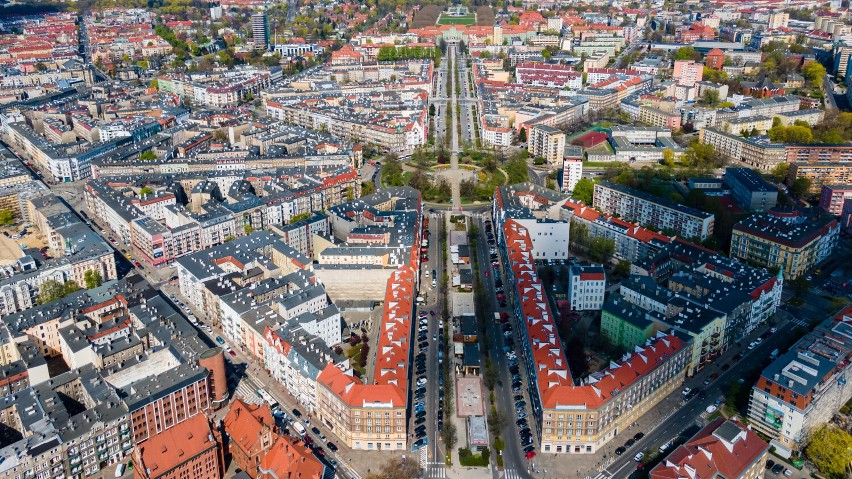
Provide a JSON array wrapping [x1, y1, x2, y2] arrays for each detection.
[[650, 419, 768, 479], [258, 436, 325, 479], [135, 414, 218, 478]]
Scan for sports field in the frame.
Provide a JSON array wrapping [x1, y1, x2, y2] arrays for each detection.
[[437, 13, 476, 25]]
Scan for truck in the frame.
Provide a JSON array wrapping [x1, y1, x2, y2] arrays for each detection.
[[292, 422, 306, 436], [770, 349, 780, 360]]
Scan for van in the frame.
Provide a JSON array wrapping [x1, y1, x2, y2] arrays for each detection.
[[115, 464, 126, 477], [292, 422, 307, 436]]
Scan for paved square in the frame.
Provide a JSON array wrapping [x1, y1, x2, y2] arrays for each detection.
[[456, 376, 484, 417]]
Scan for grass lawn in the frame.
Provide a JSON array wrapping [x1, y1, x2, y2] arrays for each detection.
[[438, 13, 476, 25], [583, 161, 627, 168]]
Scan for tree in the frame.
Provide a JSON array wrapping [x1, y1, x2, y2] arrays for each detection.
[[365, 456, 422, 479], [443, 421, 457, 453], [243, 224, 255, 234], [140, 151, 157, 161], [572, 178, 595, 204], [615, 260, 631, 277], [37, 279, 65, 305], [84, 270, 103, 289], [806, 426, 852, 478], [790, 177, 812, 197], [487, 408, 507, 438], [701, 89, 719, 105], [683, 140, 723, 168], [63, 280, 81, 296], [139, 186, 154, 196], [0, 209, 16, 226], [662, 149, 675, 167], [429, 104, 436, 117], [673, 46, 699, 61], [35, 62, 48, 72], [589, 237, 615, 263], [361, 181, 376, 196], [770, 163, 790, 183], [802, 62, 826, 87], [768, 125, 813, 144], [517, 127, 526, 143]]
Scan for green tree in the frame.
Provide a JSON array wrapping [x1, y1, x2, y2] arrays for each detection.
[[770, 163, 790, 183], [662, 148, 676, 167], [84, 269, 103, 289], [243, 224, 255, 234], [487, 408, 507, 438], [429, 104, 436, 117], [140, 151, 157, 161], [702, 89, 719, 105], [673, 46, 699, 61], [361, 181, 376, 196], [769, 125, 813, 144], [0, 209, 16, 226], [790, 177, 812, 197], [139, 186, 154, 196], [37, 279, 65, 304], [589, 237, 615, 263], [572, 178, 595, 204], [149, 79, 159, 90], [615, 259, 631, 277], [63, 280, 81, 296], [802, 62, 826, 87], [517, 127, 527, 143], [35, 62, 48, 72], [683, 140, 723, 168], [805, 426, 852, 478], [505, 157, 530, 184]]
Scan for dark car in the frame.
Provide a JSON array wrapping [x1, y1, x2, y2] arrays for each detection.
[[721, 364, 730, 371], [766, 460, 775, 470], [415, 417, 426, 425], [524, 445, 535, 453], [771, 464, 784, 475], [312, 427, 321, 435], [437, 419, 443, 431], [615, 447, 626, 456], [313, 447, 325, 456], [416, 430, 427, 439], [327, 442, 338, 452], [633, 432, 644, 441], [292, 408, 303, 418], [625, 439, 636, 448]]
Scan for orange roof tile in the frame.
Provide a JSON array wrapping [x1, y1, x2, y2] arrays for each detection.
[[135, 414, 218, 478], [258, 436, 325, 479]]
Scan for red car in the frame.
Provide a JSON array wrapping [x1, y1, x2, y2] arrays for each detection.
[[134, 261, 141, 267]]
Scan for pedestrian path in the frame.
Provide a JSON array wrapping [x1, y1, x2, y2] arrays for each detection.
[[235, 379, 262, 405], [424, 465, 446, 478], [502, 468, 523, 479]]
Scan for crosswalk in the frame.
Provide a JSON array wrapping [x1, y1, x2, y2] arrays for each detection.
[[424, 466, 446, 478], [235, 379, 262, 405], [502, 468, 523, 479], [591, 472, 611, 479]]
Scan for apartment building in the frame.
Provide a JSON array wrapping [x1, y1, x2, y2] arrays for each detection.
[[673, 60, 703, 86], [593, 181, 715, 241], [638, 105, 682, 129], [501, 218, 689, 454], [724, 167, 778, 212], [699, 127, 788, 171], [748, 305, 852, 458], [528, 124, 565, 165], [133, 414, 223, 479], [650, 419, 769, 479], [561, 147, 583, 192], [561, 200, 672, 263], [730, 208, 839, 280], [223, 400, 276, 478], [567, 265, 606, 311], [819, 185, 852, 215], [315, 266, 415, 451], [516, 62, 582, 89], [789, 161, 852, 194]]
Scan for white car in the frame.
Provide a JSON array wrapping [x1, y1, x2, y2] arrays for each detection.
[[681, 387, 692, 396], [770, 327, 777, 334], [634, 452, 644, 462]]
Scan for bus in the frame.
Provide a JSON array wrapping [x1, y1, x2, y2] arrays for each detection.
[[256, 389, 278, 409]]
